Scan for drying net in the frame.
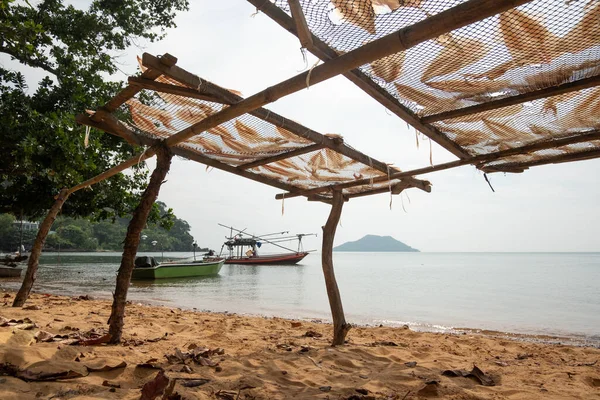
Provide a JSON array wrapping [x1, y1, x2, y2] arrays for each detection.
[[268, 0, 600, 172], [98, 60, 410, 200]]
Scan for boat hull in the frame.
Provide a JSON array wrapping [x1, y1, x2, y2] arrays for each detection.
[[131, 259, 224, 280], [224, 252, 308, 265], [0, 266, 23, 278]]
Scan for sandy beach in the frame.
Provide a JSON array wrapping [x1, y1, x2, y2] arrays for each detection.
[[1, 290, 599, 400]]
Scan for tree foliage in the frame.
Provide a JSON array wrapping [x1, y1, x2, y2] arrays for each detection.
[[0, 0, 188, 219], [0, 202, 194, 252]]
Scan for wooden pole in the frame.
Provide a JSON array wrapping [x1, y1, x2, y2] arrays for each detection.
[[422, 75, 600, 124], [288, 0, 313, 49], [322, 190, 351, 346], [108, 144, 173, 343], [13, 189, 70, 307]]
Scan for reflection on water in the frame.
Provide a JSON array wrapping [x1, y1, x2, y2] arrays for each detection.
[[1, 251, 599, 342]]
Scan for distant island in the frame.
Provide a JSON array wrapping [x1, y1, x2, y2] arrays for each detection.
[[334, 234, 419, 252]]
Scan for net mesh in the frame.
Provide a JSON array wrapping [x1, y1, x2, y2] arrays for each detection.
[[269, 0, 600, 170]]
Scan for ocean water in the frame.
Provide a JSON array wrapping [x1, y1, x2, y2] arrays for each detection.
[[1, 252, 599, 343]]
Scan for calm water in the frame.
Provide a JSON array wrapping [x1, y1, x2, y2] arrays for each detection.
[[1, 252, 599, 342]]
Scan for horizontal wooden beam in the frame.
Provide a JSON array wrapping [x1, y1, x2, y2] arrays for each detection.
[[159, 0, 532, 150], [127, 77, 224, 104], [346, 181, 411, 199], [288, 0, 313, 49], [482, 148, 600, 173], [275, 129, 600, 199], [422, 75, 600, 123], [238, 143, 326, 170]]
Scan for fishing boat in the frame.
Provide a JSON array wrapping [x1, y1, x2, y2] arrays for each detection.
[[131, 256, 224, 280], [215, 224, 315, 265], [0, 266, 23, 278], [0, 253, 26, 278]]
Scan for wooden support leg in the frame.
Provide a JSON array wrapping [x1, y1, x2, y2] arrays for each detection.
[[13, 189, 70, 307], [108, 144, 173, 343], [321, 190, 351, 346]]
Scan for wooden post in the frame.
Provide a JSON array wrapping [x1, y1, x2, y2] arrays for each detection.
[[321, 190, 351, 346], [108, 144, 173, 343], [13, 189, 70, 307]]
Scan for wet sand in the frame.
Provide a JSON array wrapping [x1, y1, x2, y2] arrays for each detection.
[[1, 291, 599, 399]]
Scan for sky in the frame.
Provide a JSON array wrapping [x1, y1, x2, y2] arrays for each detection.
[[4, 1, 600, 252]]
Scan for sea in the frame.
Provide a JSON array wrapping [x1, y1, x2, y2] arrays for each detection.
[[1, 252, 599, 345]]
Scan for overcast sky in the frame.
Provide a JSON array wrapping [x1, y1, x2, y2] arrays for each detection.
[[5, 1, 600, 252]]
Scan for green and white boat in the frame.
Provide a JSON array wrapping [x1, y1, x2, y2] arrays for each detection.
[[131, 256, 224, 280]]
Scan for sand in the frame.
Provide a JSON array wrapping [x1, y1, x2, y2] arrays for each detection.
[[0, 291, 599, 400]]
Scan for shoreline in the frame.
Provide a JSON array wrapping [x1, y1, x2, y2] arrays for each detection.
[[1, 291, 599, 399], [3, 286, 598, 349]]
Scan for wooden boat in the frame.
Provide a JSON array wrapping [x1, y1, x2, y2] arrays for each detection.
[[216, 224, 315, 266], [131, 256, 224, 280], [0, 266, 23, 278], [0, 253, 26, 277]]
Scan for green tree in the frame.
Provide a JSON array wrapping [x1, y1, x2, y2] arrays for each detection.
[[0, 0, 189, 220]]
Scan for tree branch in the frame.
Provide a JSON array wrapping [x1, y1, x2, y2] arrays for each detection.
[[0, 45, 58, 77]]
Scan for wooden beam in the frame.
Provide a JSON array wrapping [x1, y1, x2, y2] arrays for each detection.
[[482, 148, 600, 172], [275, 129, 600, 199], [345, 181, 411, 199], [238, 143, 326, 170], [159, 0, 533, 150], [321, 190, 351, 346], [422, 75, 600, 123], [83, 111, 145, 146], [246, 0, 483, 160], [127, 77, 224, 104], [288, 0, 313, 49]]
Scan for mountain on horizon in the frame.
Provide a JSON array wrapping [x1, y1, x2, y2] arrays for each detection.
[[333, 234, 419, 252]]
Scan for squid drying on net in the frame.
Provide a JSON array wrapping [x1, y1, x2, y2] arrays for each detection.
[[499, 9, 560, 65], [443, 104, 524, 124], [127, 99, 177, 131], [261, 164, 308, 182], [425, 78, 511, 96], [439, 125, 493, 147], [421, 37, 489, 82], [324, 148, 358, 170], [207, 125, 236, 142], [541, 92, 580, 116], [483, 119, 531, 141], [234, 119, 263, 144], [370, 52, 405, 83], [331, 0, 376, 34], [175, 107, 212, 126], [394, 83, 459, 113], [558, 3, 600, 55], [190, 136, 223, 154], [275, 126, 313, 145]]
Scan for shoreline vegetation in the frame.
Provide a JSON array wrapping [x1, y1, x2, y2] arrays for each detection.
[[1, 291, 599, 399], [0, 202, 196, 254]]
